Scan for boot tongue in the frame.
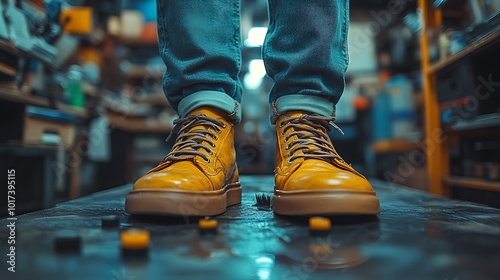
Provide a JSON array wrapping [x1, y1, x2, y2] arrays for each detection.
[[283, 111, 325, 132], [283, 111, 331, 155], [173, 107, 227, 156], [183, 106, 229, 135], [283, 110, 308, 119], [188, 107, 229, 121]]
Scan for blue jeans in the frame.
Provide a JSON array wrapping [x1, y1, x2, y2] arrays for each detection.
[[157, 0, 349, 124]]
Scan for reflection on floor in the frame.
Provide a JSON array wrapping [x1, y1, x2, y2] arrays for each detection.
[[2, 175, 500, 279]]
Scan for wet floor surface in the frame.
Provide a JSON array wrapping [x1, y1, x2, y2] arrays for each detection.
[[1, 175, 500, 280]]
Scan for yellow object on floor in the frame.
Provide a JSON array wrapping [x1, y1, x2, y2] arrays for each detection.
[[309, 217, 331, 231], [121, 229, 150, 250], [199, 218, 218, 229]]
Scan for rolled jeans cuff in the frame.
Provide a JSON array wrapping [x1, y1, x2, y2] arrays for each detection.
[[177, 90, 241, 124], [270, 94, 336, 124]]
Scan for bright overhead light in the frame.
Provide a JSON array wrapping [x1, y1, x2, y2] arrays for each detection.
[[243, 72, 263, 90], [248, 59, 266, 78], [245, 27, 268, 47], [244, 59, 266, 90]]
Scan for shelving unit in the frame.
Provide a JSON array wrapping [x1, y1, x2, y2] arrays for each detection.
[[419, 0, 500, 195], [106, 110, 172, 134], [98, 32, 175, 187], [130, 92, 169, 106], [427, 29, 500, 74], [372, 139, 421, 154], [125, 64, 164, 80], [444, 176, 500, 192], [111, 35, 158, 47], [0, 85, 88, 118], [446, 113, 500, 132], [0, 83, 89, 209], [0, 62, 16, 76]]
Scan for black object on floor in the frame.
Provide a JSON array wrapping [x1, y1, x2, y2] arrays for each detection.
[[1, 175, 500, 279]]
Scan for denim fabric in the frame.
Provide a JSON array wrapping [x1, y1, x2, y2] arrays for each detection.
[[157, 0, 349, 123], [156, 0, 243, 120], [265, 0, 349, 122]]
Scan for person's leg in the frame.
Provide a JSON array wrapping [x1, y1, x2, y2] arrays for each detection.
[[264, 0, 380, 215], [125, 0, 243, 216], [158, 0, 243, 122], [264, 0, 348, 121]]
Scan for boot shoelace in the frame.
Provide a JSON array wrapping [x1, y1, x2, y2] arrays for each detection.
[[161, 114, 225, 164], [279, 114, 344, 164]]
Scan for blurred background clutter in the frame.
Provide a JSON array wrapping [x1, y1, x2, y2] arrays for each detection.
[[1, 0, 499, 215]]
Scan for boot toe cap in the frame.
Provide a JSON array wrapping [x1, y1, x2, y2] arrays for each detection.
[[133, 169, 213, 191], [283, 169, 375, 193]]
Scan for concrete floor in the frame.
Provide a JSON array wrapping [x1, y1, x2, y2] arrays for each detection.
[[2, 175, 500, 279]]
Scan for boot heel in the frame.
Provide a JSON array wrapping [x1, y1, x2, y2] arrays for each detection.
[[225, 182, 242, 207]]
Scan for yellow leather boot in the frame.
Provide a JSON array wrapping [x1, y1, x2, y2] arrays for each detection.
[[273, 111, 380, 215], [125, 107, 241, 216]]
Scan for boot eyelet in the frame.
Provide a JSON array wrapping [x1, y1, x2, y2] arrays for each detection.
[[221, 123, 227, 128], [285, 144, 290, 150], [208, 151, 214, 155], [213, 135, 218, 140], [210, 142, 216, 147], [279, 122, 284, 128], [204, 158, 211, 163], [287, 159, 294, 164]]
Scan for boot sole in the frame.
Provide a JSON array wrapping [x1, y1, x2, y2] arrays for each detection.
[[125, 182, 242, 216], [273, 189, 380, 216]]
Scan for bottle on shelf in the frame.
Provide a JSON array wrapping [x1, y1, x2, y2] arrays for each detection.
[[66, 64, 85, 109]]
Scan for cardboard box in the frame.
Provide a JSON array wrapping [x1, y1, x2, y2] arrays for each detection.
[[23, 115, 75, 148]]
